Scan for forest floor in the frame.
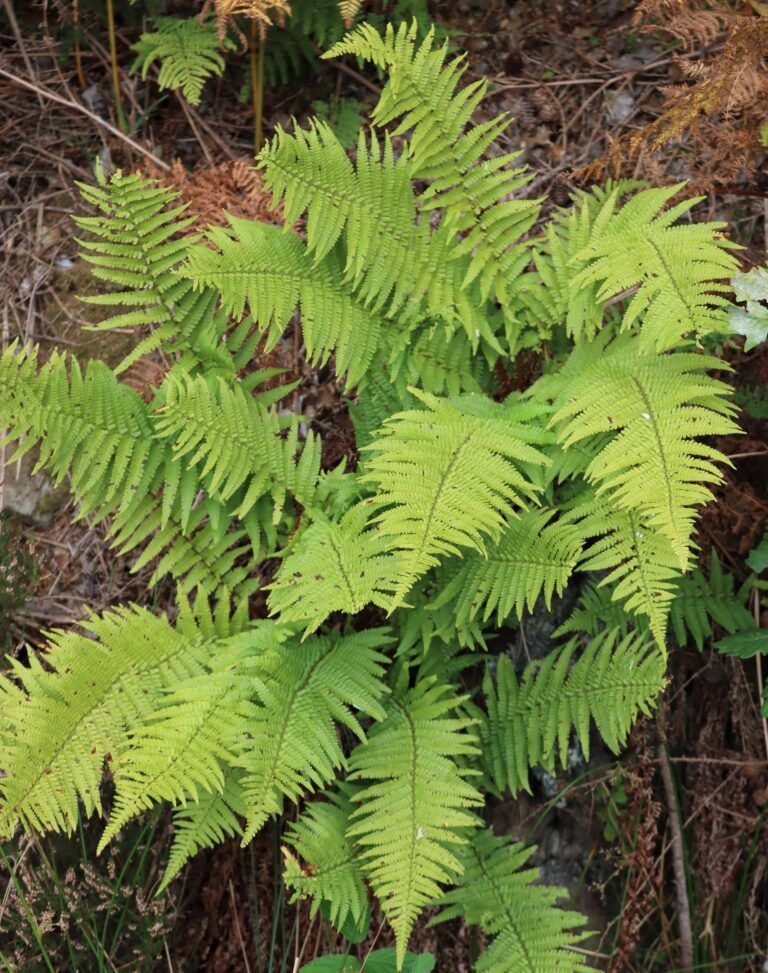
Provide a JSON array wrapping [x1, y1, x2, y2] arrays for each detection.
[[1, 1, 768, 971]]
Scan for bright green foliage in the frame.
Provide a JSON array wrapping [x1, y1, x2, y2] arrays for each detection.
[[360, 390, 550, 606], [268, 506, 401, 634], [348, 681, 482, 969], [325, 22, 540, 302], [481, 630, 666, 796], [131, 17, 231, 106], [283, 788, 369, 930], [551, 337, 738, 571], [185, 220, 384, 386], [0, 22, 744, 973], [75, 170, 232, 374], [668, 551, 754, 649], [433, 830, 590, 973], [570, 183, 738, 351], [238, 629, 390, 842], [431, 509, 583, 641]]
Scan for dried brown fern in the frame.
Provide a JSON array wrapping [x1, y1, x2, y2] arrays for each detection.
[[579, 4, 768, 190], [213, 0, 291, 45], [338, 0, 363, 29], [142, 159, 284, 231]]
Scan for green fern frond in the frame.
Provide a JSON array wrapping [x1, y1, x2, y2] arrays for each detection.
[[430, 509, 583, 635], [348, 680, 482, 968], [184, 219, 384, 386], [154, 370, 321, 521], [669, 550, 754, 649], [553, 582, 636, 640], [325, 22, 540, 302], [573, 498, 680, 646], [131, 16, 232, 106], [283, 787, 368, 930], [509, 181, 643, 341], [552, 337, 738, 569], [257, 122, 496, 347], [0, 598, 247, 837], [267, 506, 400, 634], [160, 771, 246, 892], [239, 629, 391, 843], [481, 629, 665, 796], [571, 183, 739, 350], [361, 390, 550, 607], [433, 829, 590, 973], [75, 168, 232, 373]]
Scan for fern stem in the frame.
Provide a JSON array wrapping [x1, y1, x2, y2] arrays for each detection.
[[105, 0, 127, 133], [73, 0, 87, 89], [250, 21, 266, 155]]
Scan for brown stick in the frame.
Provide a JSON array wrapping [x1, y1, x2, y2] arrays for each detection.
[[0, 66, 170, 171], [658, 736, 695, 970]]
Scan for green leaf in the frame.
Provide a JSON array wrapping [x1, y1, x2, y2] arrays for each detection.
[[747, 533, 768, 574], [715, 629, 766, 659], [300, 950, 435, 973]]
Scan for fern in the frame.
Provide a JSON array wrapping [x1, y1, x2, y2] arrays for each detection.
[[184, 219, 385, 386], [238, 629, 391, 842], [267, 506, 400, 634], [325, 22, 541, 302], [570, 183, 738, 350], [481, 629, 666, 796], [430, 508, 583, 639], [75, 167, 232, 373], [360, 390, 550, 607], [433, 829, 590, 973], [131, 17, 231, 107], [283, 786, 368, 930], [0, 23, 747, 970], [551, 336, 738, 570], [347, 680, 482, 968]]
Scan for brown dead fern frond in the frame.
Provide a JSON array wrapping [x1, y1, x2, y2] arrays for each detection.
[[578, 8, 768, 188], [338, 0, 363, 29], [214, 0, 292, 48], [142, 158, 284, 231], [634, 0, 735, 49]]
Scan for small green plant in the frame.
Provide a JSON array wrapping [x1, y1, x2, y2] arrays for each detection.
[[0, 516, 37, 649], [0, 22, 745, 972]]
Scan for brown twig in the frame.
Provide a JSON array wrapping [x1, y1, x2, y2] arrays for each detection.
[[658, 731, 695, 971], [0, 66, 170, 171]]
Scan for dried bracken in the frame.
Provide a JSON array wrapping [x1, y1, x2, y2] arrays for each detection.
[[213, 0, 292, 45], [142, 158, 284, 231], [580, 4, 768, 189]]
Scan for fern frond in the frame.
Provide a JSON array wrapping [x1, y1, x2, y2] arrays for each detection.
[[348, 680, 482, 968], [337, 0, 362, 28], [552, 337, 738, 569], [360, 390, 550, 607], [433, 829, 590, 973], [238, 629, 391, 843], [509, 181, 643, 341], [669, 550, 753, 649], [325, 22, 541, 302], [184, 219, 384, 386], [215, 0, 292, 43], [573, 498, 681, 646], [0, 600, 245, 836], [160, 771, 246, 891], [430, 509, 583, 635], [267, 506, 400, 634], [99, 626, 276, 848], [283, 786, 368, 929], [257, 122, 496, 346], [75, 168, 231, 373], [571, 184, 739, 350], [153, 370, 321, 521], [481, 629, 665, 796], [131, 16, 231, 106]]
